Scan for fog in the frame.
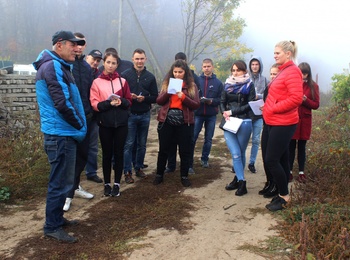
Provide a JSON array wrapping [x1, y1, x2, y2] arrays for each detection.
[[0, 0, 185, 80], [0, 0, 347, 91], [236, 0, 350, 92]]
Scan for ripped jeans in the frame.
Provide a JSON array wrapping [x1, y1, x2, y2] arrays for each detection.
[[224, 119, 252, 180]]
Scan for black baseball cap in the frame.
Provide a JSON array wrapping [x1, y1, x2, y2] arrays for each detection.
[[88, 49, 103, 59], [52, 30, 86, 46]]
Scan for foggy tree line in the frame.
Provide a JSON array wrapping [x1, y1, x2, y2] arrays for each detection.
[[0, 0, 249, 80]]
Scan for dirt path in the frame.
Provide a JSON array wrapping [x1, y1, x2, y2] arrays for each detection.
[[0, 117, 282, 259]]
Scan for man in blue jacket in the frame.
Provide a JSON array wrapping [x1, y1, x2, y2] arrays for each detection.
[[33, 30, 87, 243], [190, 58, 223, 171]]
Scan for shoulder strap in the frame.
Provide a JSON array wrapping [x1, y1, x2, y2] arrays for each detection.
[[118, 77, 125, 97]]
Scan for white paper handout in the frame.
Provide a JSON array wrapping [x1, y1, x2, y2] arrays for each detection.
[[108, 94, 120, 101], [248, 99, 264, 115], [223, 117, 243, 134], [167, 78, 183, 94]]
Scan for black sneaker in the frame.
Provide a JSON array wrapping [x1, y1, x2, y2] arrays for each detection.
[[266, 196, 288, 212], [181, 177, 191, 187], [164, 167, 175, 174], [62, 217, 79, 227], [153, 175, 163, 185], [111, 185, 120, 197], [104, 184, 112, 196], [45, 228, 77, 243], [87, 175, 103, 183], [248, 163, 256, 173]]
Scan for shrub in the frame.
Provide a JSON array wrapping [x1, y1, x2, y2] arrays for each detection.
[[0, 114, 49, 202], [279, 104, 350, 259]]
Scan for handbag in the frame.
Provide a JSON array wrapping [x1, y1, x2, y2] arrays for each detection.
[[166, 108, 184, 126], [222, 117, 243, 134]]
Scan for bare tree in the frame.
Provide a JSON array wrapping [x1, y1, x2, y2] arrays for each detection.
[[181, 0, 252, 64]]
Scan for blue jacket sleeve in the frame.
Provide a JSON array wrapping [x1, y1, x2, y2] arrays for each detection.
[[46, 61, 84, 130]]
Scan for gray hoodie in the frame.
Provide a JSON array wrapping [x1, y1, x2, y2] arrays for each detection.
[[248, 56, 268, 100]]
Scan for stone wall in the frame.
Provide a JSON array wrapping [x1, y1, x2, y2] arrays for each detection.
[[0, 74, 37, 115]]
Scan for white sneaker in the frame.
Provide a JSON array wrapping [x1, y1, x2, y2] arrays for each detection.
[[63, 198, 72, 212], [74, 185, 94, 199]]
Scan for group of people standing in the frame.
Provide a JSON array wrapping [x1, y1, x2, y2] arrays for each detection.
[[33, 30, 319, 243], [217, 41, 319, 212]]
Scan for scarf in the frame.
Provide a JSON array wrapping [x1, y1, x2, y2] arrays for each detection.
[[224, 73, 252, 95]]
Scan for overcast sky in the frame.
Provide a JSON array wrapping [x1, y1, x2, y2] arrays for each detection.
[[235, 0, 350, 92]]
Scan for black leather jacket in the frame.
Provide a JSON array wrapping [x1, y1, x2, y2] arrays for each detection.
[[220, 82, 256, 119]]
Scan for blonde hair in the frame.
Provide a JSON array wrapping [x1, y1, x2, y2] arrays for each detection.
[[275, 40, 298, 62]]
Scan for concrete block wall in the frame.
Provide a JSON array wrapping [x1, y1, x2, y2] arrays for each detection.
[[0, 75, 37, 114]]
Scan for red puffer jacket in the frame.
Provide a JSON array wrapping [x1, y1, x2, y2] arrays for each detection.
[[263, 61, 303, 126]]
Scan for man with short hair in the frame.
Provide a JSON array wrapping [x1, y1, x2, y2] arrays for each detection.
[[33, 30, 87, 243], [86, 49, 102, 78], [190, 58, 223, 170], [98, 47, 133, 75], [62, 32, 102, 212], [247, 56, 268, 173], [122, 48, 158, 184]]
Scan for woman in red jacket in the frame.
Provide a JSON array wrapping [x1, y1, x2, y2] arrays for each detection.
[[263, 40, 303, 211], [289, 62, 320, 183], [153, 59, 200, 187]]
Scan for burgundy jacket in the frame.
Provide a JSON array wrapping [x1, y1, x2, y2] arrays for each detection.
[[157, 84, 200, 124], [263, 61, 303, 126], [292, 82, 320, 140]]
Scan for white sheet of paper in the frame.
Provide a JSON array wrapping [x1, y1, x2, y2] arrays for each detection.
[[248, 99, 264, 115], [223, 117, 243, 134], [167, 78, 183, 94]]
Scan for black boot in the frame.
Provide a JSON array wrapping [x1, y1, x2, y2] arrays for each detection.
[[235, 180, 247, 196], [225, 175, 238, 190], [258, 181, 271, 195], [263, 183, 278, 198]]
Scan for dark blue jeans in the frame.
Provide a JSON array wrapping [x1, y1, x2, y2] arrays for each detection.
[[123, 111, 151, 173], [85, 119, 99, 178], [43, 134, 77, 233], [190, 115, 217, 167], [67, 118, 96, 198]]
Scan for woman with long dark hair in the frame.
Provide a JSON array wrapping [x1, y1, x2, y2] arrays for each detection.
[[153, 59, 200, 187], [90, 51, 132, 197], [221, 60, 255, 196], [289, 62, 320, 182]]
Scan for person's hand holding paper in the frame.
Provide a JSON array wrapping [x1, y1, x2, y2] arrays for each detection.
[[168, 78, 183, 94], [248, 99, 264, 115]]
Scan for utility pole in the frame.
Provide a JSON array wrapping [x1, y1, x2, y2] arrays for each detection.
[[118, 0, 123, 55], [125, 0, 164, 78]]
